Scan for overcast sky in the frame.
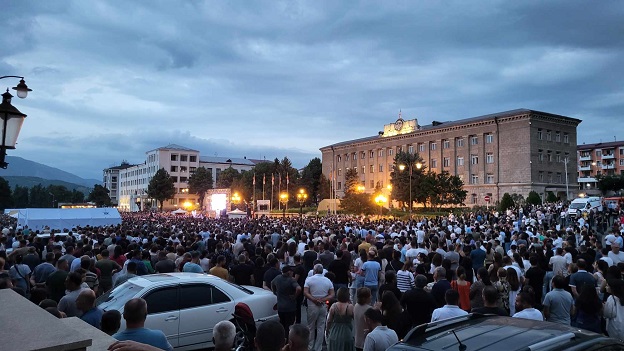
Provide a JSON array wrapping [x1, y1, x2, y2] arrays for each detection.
[[2, 1, 623, 180]]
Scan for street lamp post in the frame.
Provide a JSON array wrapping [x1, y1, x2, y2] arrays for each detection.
[[231, 192, 241, 210], [0, 76, 32, 169], [297, 188, 308, 217], [279, 192, 288, 218], [375, 194, 387, 216], [398, 161, 422, 213]]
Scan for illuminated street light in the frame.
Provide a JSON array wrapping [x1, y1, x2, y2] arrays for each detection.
[[296, 188, 308, 217], [231, 192, 241, 210], [0, 76, 32, 168], [279, 192, 289, 218], [356, 185, 365, 193], [375, 194, 387, 216], [398, 161, 422, 213]]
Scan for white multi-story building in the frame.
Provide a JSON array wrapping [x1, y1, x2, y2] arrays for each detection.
[[102, 161, 135, 206], [106, 144, 258, 211]]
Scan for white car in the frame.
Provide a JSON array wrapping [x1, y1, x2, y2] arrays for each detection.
[[96, 273, 278, 350]]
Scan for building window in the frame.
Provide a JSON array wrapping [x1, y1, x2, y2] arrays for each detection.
[[555, 132, 561, 142], [369, 165, 374, 173], [556, 173, 562, 183], [337, 182, 342, 190], [171, 176, 178, 182], [471, 194, 477, 204], [418, 143, 425, 152], [379, 164, 383, 172], [361, 166, 365, 174], [344, 154, 349, 161], [430, 159, 437, 168], [361, 152, 365, 159], [548, 172, 553, 183], [457, 157, 464, 166], [387, 149, 393, 156], [370, 180, 374, 189], [378, 149, 384, 157], [596, 150, 602, 157], [430, 142, 437, 151], [337, 169, 342, 176], [546, 130, 552, 141], [190, 167, 197, 173], [443, 140, 450, 149], [485, 134, 494, 144], [486, 174, 494, 184], [620, 159, 624, 166], [537, 129, 543, 140], [556, 152, 561, 163], [181, 155, 188, 162], [471, 155, 479, 165], [538, 172, 544, 182], [563, 133, 569, 143], [180, 176, 187, 182], [337, 155, 342, 162], [408, 145, 414, 154], [538, 150, 544, 162], [547, 151, 552, 162], [457, 138, 464, 147], [486, 153, 494, 164], [389, 163, 394, 171], [171, 154, 178, 161], [180, 166, 187, 173], [370, 151, 374, 158], [471, 174, 479, 184], [443, 157, 450, 167], [470, 136, 478, 145], [170, 166, 178, 172], [190, 155, 197, 162]]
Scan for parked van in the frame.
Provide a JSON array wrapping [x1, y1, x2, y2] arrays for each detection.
[[567, 197, 602, 217]]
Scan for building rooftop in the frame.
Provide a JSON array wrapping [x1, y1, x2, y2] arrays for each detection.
[[104, 162, 137, 171], [321, 108, 582, 150], [577, 140, 624, 150], [199, 156, 256, 166], [148, 144, 199, 153]]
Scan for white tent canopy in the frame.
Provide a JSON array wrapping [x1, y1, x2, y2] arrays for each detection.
[[227, 209, 247, 219], [15, 208, 122, 231], [172, 208, 187, 214]]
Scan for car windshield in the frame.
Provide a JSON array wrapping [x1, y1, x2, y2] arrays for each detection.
[[96, 282, 142, 311], [569, 203, 585, 210], [223, 280, 254, 295]]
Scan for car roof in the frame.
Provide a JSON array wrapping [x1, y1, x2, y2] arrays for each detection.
[[399, 314, 609, 351], [126, 272, 223, 288]]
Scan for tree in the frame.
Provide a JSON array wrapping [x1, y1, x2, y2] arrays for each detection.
[[344, 168, 360, 194], [188, 167, 214, 208], [596, 174, 624, 195], [546, 191, 558, 203], [390, 151, 425, 210], [12, 185, 28, 208], [500, 193, 515, 212], [318, 173, 331, 201], [147, 168, 176, 211], [88, 185, 112, 207], [526, 191, 542, 206], [0, 177, 13, 211], [216, 167, 241, 189], [301, 157, 323, 204]]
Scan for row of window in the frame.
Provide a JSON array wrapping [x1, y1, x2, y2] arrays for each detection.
[[538, 171, 568, 184], [537, 129, 569, 143], [336, 135, 496, 163], [170, 154, 197, 162], [170, 166, 197, 173], [537, 150, 570, 163], [121, 166, 156, 178], [580, 148, 624, 158]]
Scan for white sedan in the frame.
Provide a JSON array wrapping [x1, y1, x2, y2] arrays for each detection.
[[96, 273, 278, 350]]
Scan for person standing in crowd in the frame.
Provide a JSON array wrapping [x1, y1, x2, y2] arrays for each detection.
[[469, 267, 491, 310], [209, 255, 230, 280], [326, 287, 354, 351], [363, 308, 398, 351], [543, 275, 574, 325], [95, 249, 121, 293], [283, 324, 309, 351], [471, 286, 507, 316], [431, 289, 468, 322], [154, 251, 176, 273], [361, 250, 381, 304], [573, 284, 602, 333], [182, 251, 204, 273], [271, 265, 301, 334], [76, 289, 103, 328], [431, 267, 451, 308], [304, 264, 334, 351], [230, 254, 255, 286], [212, 321, 236, 351], [354, 287, 371, 351], [451, 266, 471, 312], [113, 298, 173, 351], [513, 290, 543, 321], [255, 320, 285, 351], [604, 278, 624, 341], [401, 274, 436, 327], [58, 272, 89, 317]]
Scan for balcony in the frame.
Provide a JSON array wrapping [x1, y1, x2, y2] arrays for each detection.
[[578, 177, 597, 183], [578, 165, 591, 171], [579, 155, 592, 161], [602, 153, 615, 160], [602, 164, 615, 170]]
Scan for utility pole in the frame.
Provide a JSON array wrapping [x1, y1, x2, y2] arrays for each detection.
[[564, 157, 569, 201]]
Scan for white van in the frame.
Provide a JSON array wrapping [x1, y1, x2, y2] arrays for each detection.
[[567, 197, 602, 217]]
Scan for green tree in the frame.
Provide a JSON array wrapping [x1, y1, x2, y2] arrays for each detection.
[[526, 191, 542, 206], [12, 185, 29, 208], [0, 177, 13, 210], [301, 157, 323, 204], [147, 168, 176, 211], [88, 185, 112, 207], [216, 167, 241, 188], [29, 184, 50, 207], [71, 189, 85, 203], [390, 151, 425, 210], [340, 169, 376, 214], [546, 191, 558, 203], [318, 173, 331, 201], [188, 167, 214, 207], [344, 168, 360, 194], [596, 174, 624, 195], [500, 193, 515, 211]]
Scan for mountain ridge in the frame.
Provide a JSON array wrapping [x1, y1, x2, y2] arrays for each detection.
[[0, 156, 100, 188]]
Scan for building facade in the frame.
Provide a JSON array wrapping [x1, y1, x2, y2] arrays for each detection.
[[320, 109, 582, 206], [577, 141, 624, 195], [102, 161, 135, 206], [105, 144, 257, 211]]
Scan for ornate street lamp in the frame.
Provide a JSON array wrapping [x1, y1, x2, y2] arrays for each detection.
[[296, 188, 308, 217], [398, 161, 422, 213], [231, 192, 241, 210], [375, 194, 387, 216], [279, 192, 288, 218], [0, 76, 32, 169]]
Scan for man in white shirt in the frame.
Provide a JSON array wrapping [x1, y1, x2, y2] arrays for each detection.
[[431, 290, 468, 322], [513, 291, 543, 321], [549, 248, 568, 276], [608, 245, 624, 266], [363, 308, 398, 351], [303, 264, 334, 351]]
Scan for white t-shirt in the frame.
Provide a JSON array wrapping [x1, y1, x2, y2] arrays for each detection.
[[513, 308, 543, 321], [304, 274, 333, 301], [608, 251, 624, 266], [431, 305, 468, 322], [363, 326, 398, 351]]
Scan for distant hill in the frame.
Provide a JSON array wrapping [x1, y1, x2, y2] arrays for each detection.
[[2, 176, 92, 194], [0, 156, 100, 188]]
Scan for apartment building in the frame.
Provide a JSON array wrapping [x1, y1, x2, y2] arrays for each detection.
[[577, 140, 624, 195]]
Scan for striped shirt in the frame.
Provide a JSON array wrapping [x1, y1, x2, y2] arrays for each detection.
[[396, 269, 415, 292]]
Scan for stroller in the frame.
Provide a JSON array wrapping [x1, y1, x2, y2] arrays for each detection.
[[231, 302, 257, 351]]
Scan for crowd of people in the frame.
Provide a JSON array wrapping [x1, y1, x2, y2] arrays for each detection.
[[0, 201, 623, 350]]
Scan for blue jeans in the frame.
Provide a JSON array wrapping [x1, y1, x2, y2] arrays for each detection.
[[543, 271, 554, 301], [366, 284, 379, 304]]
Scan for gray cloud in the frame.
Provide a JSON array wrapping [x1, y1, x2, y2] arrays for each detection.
[[3, 0, 623, 179]]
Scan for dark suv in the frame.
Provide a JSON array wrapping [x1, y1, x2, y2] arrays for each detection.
[[387, 314, 624, 351]]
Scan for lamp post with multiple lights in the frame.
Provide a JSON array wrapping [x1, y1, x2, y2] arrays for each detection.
[[0, 76, 32, 168], [398, 161, 422, 213], [296, 188, 308, 217], [231, 192, 241, 210], [279, 192, 288, 218], [374, 194, 387, 216]]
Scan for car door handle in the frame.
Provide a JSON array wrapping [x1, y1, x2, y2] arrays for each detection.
[[216, 308, 228, 313], [165, 316, 178, 321]]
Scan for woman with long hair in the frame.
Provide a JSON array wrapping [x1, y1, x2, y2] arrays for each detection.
[[573, 284, 602, 333], [451, 266, 472, 312], [380, 290, 410, 339], [494, 268, 510, 314], [488, 252, 503, 283], [470, 267, 492, 309], [604, 279, 624, 341], [354, 287, 371, 351], [506, 267, 521, 316], [396, 260, 415, 293], [326, 287, 354, 351], [594, 259, 609, 300]]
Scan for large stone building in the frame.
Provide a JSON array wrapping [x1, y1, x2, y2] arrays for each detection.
[[577, 140, 624, 195], [320, 109, 582, 206], [104, 144, 259, 211]]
